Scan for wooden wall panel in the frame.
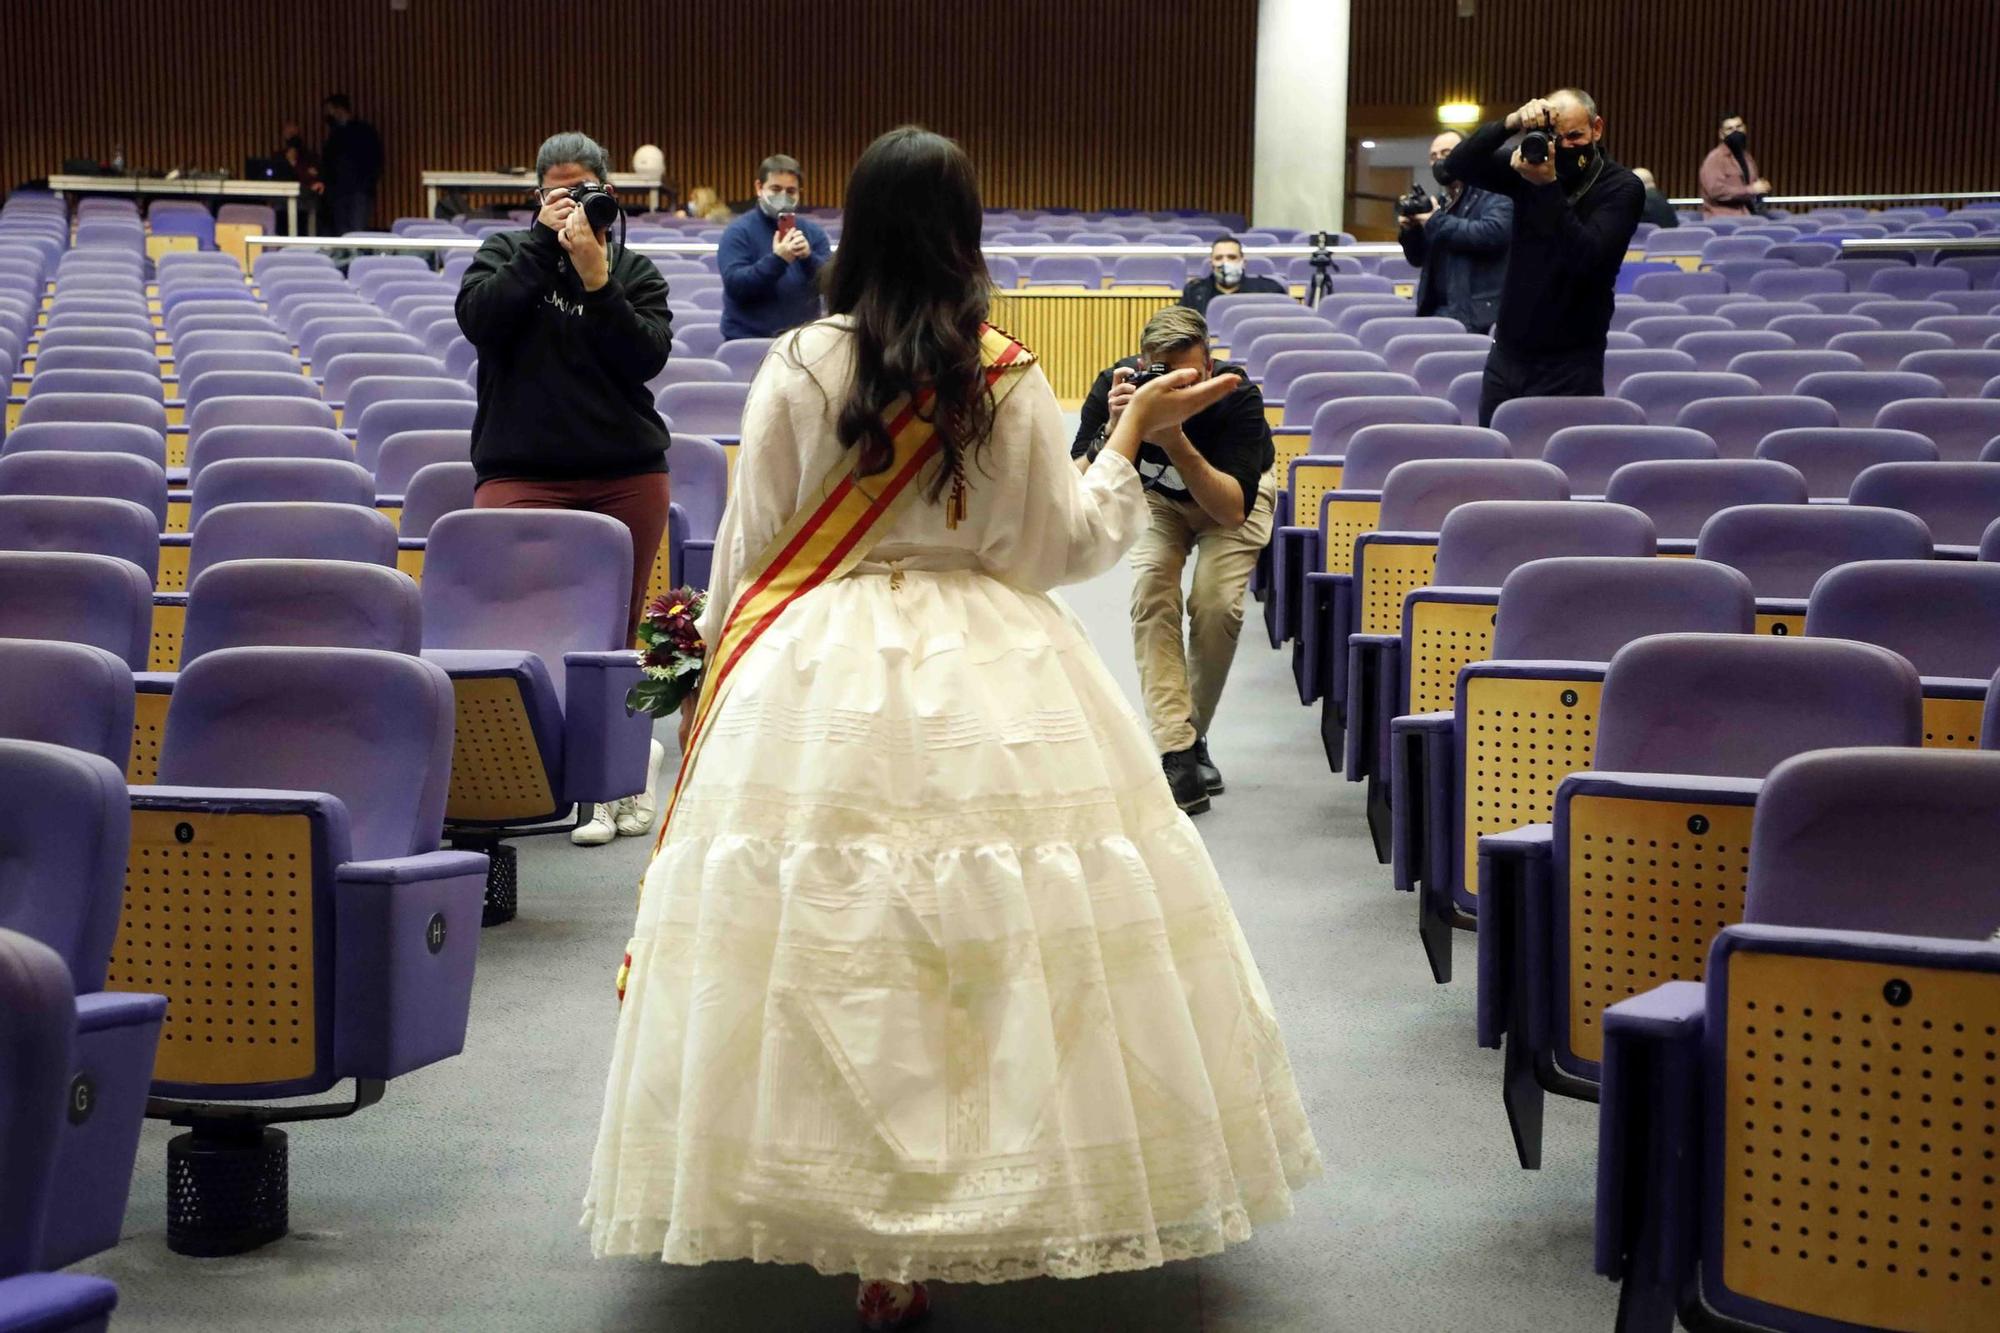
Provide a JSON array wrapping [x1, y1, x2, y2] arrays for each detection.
[[1348, 0, 2000, 200], [0, 1, 1258, 224]]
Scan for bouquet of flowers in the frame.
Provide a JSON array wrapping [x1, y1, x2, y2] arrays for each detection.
[[627, 586, 708, 718]]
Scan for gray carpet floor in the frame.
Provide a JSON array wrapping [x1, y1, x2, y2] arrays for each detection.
[[78, 559, 1621, 1332]]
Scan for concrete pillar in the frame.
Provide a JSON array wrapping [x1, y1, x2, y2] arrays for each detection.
[[1252, 0, 1351, 232]]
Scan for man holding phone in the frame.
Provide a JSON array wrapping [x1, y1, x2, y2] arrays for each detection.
[[717, 153, 831, 340]]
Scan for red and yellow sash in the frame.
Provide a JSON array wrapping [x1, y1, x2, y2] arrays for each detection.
[[618, 325, 1034, 998]]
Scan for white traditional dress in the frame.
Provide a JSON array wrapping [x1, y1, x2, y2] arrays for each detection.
[[585, 317, 1321, 1283]]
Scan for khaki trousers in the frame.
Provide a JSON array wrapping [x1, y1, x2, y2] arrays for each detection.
[[1127, 470, 1277, 753]]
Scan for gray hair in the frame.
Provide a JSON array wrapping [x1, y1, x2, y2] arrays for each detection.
[[535, 132, 611, 185], [1549, 87, 1599, 118]]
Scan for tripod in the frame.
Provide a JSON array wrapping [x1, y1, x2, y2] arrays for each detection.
[[1304, 230, 1339, 307]]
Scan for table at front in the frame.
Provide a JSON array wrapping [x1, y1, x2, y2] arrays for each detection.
[[47, 175, 304, 236], [419, 171, 663, 219]]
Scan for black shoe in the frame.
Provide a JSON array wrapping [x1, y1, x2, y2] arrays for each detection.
[[1192, 736, 1224, 795], [1163, 747, 1212, 815]]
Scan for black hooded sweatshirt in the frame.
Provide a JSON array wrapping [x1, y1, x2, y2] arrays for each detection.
[[455, 222, 675, 483]]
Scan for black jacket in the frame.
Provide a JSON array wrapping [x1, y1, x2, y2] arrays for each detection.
[[322, 118, 383, 195], [1070, 358, 1273, 519], [1178, 272, 1289, 317], [1641, 188, 1680, 229], [455, 223, 675, 484], [1398, 183, 1512, 333], [1442, 120, 1645, 357]]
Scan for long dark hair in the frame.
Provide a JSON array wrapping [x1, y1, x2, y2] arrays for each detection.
[[821, 127, 994, 498]]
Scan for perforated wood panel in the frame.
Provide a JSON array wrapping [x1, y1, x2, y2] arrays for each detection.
[[1359, 541, 1439, 637], [1272, 432, 1315, 488], [1461, 676, 1603, 897], [106, 807, 318, 1086], [1720, 949, 2000, 1331], [128, 691, 170, 786], [446, 676, 558, 823], [166, 434, 186, 469], [395, 545, 427, 583], [1921, 695, 1985, 751], [644, 526, 677, 609], [1291, 462, 1346, 534], [148, 602, 185, 674], [1407, 598, 1498, 716], [164, 497, 189, 535], [377, 504, 403, 530], [1320, 498, 1383, 575], [157, 542, 189, 594], [1756, 612, 1806, 636], [1567, 793, 1755, 1064]]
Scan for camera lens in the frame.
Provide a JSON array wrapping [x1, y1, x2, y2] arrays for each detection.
[[1521, 131, 1551, 165]]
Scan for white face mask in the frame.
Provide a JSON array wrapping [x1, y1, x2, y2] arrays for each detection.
[[759, 190, 798, 217], [1215, 260, 1244, 286]]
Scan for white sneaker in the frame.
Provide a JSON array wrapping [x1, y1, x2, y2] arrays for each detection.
[[572, 803, 618, 846], [615, 740, 669, 837]]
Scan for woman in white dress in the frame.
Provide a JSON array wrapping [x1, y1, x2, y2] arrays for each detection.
[[586, 126, 1321, 1328]]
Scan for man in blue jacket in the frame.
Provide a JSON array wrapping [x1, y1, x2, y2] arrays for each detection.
[[1398, 130, 1511, 334], [717, 153, 831, 340]]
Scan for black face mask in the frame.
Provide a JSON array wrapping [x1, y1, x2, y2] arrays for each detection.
[[1555, 141, 1596, 185], [1431, 161, 1455, 189], [1723, 129, 1747, 152]]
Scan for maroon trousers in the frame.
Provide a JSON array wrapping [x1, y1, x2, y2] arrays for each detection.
[[474, 471, 672, 639]]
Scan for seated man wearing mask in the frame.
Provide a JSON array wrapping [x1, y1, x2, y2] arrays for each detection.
[[1178, 236, 1288, 316], [717, 153, 831, 340], [1398, 129, 1512, 334], [1071, 307, 1276, 815]]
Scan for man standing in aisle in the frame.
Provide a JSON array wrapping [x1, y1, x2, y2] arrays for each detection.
[[1442, 88, 1644, 426], [1699, 114, 1773, 218], [1178, 236, 1288, 316], [320, 94, 383, 235], [1398, 130, 1511, 334], [717, 154, 831, 340]]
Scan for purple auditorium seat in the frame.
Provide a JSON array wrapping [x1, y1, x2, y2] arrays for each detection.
[[1342, 425, 1512, 488], [183, 370, 322, 421], [181, 560, 422, 664], [418, 510, 654, 920], [120, 645, 484, 1254], [0, 742, 166, 1271], [1023, 256, 1104, 287], [1629, 315, 1735, 349], [0, 450, 167, 530], [715, 337, 775, 382], [1743, 268, 1846, 300], [982, 257, 1019, 288], [1722, 348, 1863, 396], [1229, 315, 1340, 357], [1699, 235, 1774, 264], [1824, 328, 1952, 371], [1604, 457, 1807, 542], [1594, 746, 2000, 1327], [1262, 351, 1389, 400], [1488, 395, 1646, 460], [173, 329, 293, 358], [1406, 350, 1488, 399], [1353, 315, 1465, 353], [1848, 460, 2000, 548], [375, 430, 469, 497], [26, 369, 163, 403], [352, 397, 476, 473], [1613, 260, 1678, 293], [1268, 370, 1415, 429], [1641, 228, 1716, 258], [0, 552, 153, 670], [1897, 348, 2000, 397], [1764, 312, 1881, 346], [1541, 425, 1719, 494], [176, 354, 306, 402], [1307, 393, 1458, 455], [398, 461, 477, 539], [32, 345, 159, 378], [320, 352, 446, 407], [347, 254, 433, 287], [0, 495, 158, 584], [1866, 265, 1972, 299], [1109, 255, 1189, 288], [1874, 397, 2000, 461], [1807, 559, 2000, 685], [1393, 555, 1757, 974], [1242, 331, 1362, 378], [1208, 291, 1307, 335], [661, 436, 730, 587], [1672, 393, 1839, 459], [647, 358, 732, 393], [341, 375, 474, 437], [186, 501, 398, 585], [1329, 302, 1417, 339], [1607, 301, 1686, 334], [1698, 501, 1935, 612], [1850, 298, 1956, 331], [1602, 348, 1697, 391], [1755, 426, 1938, 498], [0, 927, 125, 1329], [1914, 314, 2000, 347], [1617, 370, 1760, 425], [184, 424, 353, 485], [32, 325, 158, 357], [1670, 329, 1793, 373], [1793, 369, 1947, 426], [655, 382, 749, 438], [1631, 270, 1727, 302], [1380, 334, 1488, 378], [187, 458, 378, 528], [310, 329, 428, 366], [0, 640, 133, 770], [1480, 631, 1923, 1165]]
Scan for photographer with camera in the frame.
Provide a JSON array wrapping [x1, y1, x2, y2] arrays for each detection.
[[456, 131, 675, 847], [718, 153, 831, 340], [1178, 236, 1288, 316], [1070, 307, 1275, 815], [1442, 89, 1643, 426], [1397, 130, 1512, 334]]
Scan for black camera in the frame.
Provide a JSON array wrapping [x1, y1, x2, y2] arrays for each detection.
[[1397, 184, 1433, 218], [562, 179, 621, 231], [1129, 362, 1172, 389], [1520, 129, 1553, 165]]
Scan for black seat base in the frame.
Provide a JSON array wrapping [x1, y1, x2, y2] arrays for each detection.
[[167, 1124, 288, 1257]]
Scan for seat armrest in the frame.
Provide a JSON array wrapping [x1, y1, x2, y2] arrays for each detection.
[[131, 786, 352, 866], [333, 850, 487, 1081], [562, 651, 654, 804], [1595, 981, 1705, 1286], [0, 1274, 119, 1332], [1390, 710, 1455, 898], [1476, 823, 1552, 1049], [74, 990, 167, 1034], [682, 538, 715, 590]]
